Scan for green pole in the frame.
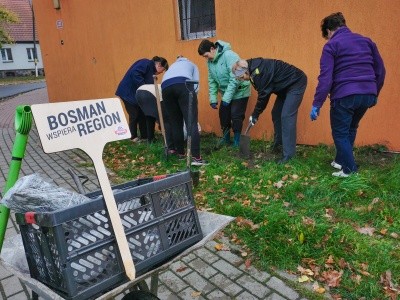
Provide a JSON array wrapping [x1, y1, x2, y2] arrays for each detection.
[[0, 105, 32, 251]]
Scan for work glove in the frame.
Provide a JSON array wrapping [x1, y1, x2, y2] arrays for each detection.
[[210, 103, 218, 109], [221, 101, 230, 107], [310, 106, 320, 121], [249, 115, 258, 126]]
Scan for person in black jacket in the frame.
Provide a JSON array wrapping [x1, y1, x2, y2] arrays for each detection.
[[232, 58, 307, 163]]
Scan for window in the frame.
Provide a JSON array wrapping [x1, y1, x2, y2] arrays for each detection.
[[177, 0, 216, 40], [1, 48, 13, 62], [27, 48, 38, 61]]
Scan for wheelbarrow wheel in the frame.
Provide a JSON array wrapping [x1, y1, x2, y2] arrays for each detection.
[[121, 290, 160, 300]]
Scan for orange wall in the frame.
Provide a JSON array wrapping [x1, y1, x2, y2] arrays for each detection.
[[33, 0, 400, 150]]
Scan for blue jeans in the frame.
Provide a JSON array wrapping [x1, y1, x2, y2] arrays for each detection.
[[330, 94, 377, 174]]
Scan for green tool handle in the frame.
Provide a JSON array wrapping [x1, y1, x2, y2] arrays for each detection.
[[0, 105, 32, 251]]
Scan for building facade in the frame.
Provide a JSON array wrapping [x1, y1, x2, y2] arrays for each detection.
[[31, 0, 400, 150]]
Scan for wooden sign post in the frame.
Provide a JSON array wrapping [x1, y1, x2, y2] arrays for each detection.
[[31, 98, 136, 280]]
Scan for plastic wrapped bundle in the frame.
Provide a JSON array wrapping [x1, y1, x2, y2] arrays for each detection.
[[1, 174, 92, 213]]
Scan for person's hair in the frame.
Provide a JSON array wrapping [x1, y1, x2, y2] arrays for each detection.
[[232, 59, 249, 77], [152, 56, 169, 70], [198, 40, 216, 55], [321, 12, 346, 39]]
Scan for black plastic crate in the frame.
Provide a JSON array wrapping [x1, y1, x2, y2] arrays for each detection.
[[15, 171, 203, 300]]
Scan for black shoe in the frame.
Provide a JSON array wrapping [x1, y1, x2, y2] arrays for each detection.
[[271, 144, 283, 154], [277, 156, 291, 164]]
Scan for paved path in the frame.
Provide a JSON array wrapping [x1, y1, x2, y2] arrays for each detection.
[[0, 82, 47, 100], [0, 88, 313, 299]]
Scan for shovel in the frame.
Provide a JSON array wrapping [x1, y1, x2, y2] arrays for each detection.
[[153, 75, 168, 159], [185, 79, 200, 186], [239, 122, 253, 158]]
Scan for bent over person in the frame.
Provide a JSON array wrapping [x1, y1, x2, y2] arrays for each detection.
[[310, 12, 385, 177], [232, 58, 307, 164], [116, 56, 168, 142]]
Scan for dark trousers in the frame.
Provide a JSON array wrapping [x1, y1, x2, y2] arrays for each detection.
[[122, 101, 147, 139], [330, 94, 377, 174], [162, 83, 200, 157], [271, 75, 307, 158], [219, 97, 249, 134]]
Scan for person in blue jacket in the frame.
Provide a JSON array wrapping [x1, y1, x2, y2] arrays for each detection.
[[198, 40, 251, 147], [116, 56, 168, 142], [310, 12, 386, 177]]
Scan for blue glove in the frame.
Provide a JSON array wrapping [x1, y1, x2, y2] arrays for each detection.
[[249, 115, 258, 126], [310, 106, 320, 121], [210, 103, 218, 109], [221, 101, 230, 107]]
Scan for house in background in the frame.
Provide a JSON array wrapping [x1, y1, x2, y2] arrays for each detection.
[[0, 0, 44, 77]]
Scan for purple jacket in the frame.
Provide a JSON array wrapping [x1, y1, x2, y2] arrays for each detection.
[[313, 27, 385, 108]]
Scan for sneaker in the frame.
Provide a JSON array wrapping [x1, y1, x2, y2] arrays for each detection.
[[191, 156, 209, 166], [331, 161, 342, 170], [168, 149, 177, 155], [131, 137, 141, 143], [332, 170, 350, 178]]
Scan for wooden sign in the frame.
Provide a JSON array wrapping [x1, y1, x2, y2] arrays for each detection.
[[31, 98, 136, 280]]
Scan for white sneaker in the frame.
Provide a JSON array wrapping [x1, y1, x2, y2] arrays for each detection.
[[332, 170, 350, 178], [331, 161, 342, 170]]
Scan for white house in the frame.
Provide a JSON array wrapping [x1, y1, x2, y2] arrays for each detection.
[[0, 0, 44, 77]]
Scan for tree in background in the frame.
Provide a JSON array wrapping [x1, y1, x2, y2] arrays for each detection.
[[0, 5, 18, 48]]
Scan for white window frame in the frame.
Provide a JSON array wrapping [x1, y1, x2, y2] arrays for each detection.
[[27, 48, 36, 62], [1, 48, 13, 62]]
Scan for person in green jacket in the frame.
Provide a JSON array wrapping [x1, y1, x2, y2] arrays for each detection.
[[198, 40, 251, 146]]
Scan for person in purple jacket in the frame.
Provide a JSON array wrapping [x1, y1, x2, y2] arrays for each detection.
[[310, 12, 385, 177], [116, 56, 168, 142]]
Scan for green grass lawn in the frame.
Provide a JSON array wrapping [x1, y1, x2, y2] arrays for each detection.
[[0, 75, 45, 85], [103, 133, 400, 299]]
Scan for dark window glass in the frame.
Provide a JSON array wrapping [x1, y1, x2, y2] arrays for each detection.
[[178, 0, 216, 40]]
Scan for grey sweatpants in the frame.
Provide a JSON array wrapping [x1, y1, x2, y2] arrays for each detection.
[[271, 75, 307, 158]]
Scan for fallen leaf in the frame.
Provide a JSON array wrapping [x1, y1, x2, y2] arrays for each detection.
[[298, 275, 311, 283], [214, 243, 224, 251], [241, 251, 248, 257], [291, 174, 299, 180], [191, 291, 201, 297], [351, 274, 362, 285], [213, 175, 222, 183], [245, 259, 251, 269], [356, 226, 375, 236], [380, 228, 388, 235], [390, 232, 399, 239], [326, 255, 335, 264], [312, 282, 325, 294], [321, 270, 343, 287], [273, 180, 285, 188], [176, 266, 188, 272]]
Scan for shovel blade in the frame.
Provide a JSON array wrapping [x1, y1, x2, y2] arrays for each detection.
[[239, 135, 251, 158]]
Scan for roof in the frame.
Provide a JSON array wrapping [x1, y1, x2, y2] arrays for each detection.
[[0, 0, 38, 42]]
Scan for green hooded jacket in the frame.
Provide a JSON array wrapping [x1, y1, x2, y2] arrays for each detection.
[[207, 40, 251, 104]]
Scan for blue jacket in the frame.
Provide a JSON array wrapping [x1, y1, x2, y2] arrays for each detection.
[[115, 58, 156, 105], [313, 27, 386, 108]]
